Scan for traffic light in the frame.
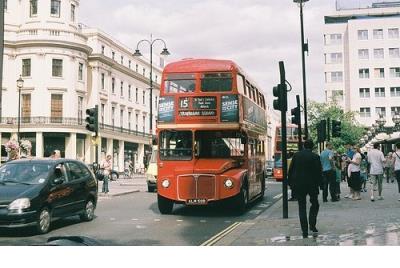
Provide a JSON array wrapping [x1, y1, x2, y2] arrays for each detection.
[[317, 120, 327, 143], [332, 120, 342, 137], [291, 107, 300, 125], [85, 106, 98, 134], [273, 84, 287, 111]]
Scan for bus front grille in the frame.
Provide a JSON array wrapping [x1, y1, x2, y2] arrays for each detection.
[[177, 174, 216, 200]]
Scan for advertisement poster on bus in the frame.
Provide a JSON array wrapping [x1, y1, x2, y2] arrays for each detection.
[[243, 98, 266, 128], [220, 95, 239, 122], [158, 96, 175, 123]]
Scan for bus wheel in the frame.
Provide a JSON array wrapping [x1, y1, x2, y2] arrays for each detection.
[[236, 185, 248, 214], [158, 194, 174, 214]]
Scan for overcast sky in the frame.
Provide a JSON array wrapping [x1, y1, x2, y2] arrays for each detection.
[[79, 0, 384, 106]]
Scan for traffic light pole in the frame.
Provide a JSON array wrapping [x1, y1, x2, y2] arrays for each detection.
[[95, 104, 99, 164], [327, 117, 330, 142], [279, 61, 289, 219], [296, 95, 303, 151]]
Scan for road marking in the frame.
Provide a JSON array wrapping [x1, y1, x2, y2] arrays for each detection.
[[154, 219, 161, 222], [136, 225, 147, 229], [273, 193, 283, 199], [200, 222, 242, 246], [110, 218, 116, 221], [258, 203, 271, 208], [131, 218, 139, 221], [176, 219, 183, 222], [249, 209, 262, 215]]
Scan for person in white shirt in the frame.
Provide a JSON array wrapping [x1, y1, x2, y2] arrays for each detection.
[[347, 146, 362, 200], [393, 143, 400, 201], [368, 143, 386, 201]]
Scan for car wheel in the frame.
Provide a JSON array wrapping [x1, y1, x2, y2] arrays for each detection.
[[80, 199, 95, 222], [111, 172, 118, 181], [36, 207, 51, 234], [157, 194, 173, 214]]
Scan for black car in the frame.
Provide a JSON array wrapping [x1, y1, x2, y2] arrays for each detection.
[[0, 159, 98, 234]]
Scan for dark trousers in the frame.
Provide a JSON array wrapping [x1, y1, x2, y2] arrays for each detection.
[[396, 170, 400, 193], [297, 193, 319, 235], [322, 170, 337, 201]]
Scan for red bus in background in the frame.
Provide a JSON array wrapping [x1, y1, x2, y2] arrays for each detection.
[[273, 125, 299, 181], [156, 59, 267, 214]]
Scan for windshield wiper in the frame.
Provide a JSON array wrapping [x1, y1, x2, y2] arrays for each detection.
[[1, 180, 32, 185]]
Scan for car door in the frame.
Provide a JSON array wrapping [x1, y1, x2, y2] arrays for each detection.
[[65, 162, 87, 213], [48, 163, 73, 218]]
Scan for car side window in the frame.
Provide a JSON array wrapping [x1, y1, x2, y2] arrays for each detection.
[[55, 163, 68, 183], [78, 163, 92, 178], [66, 162, 85, 181]]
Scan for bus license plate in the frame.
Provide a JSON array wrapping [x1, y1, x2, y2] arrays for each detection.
[[186, 199, 208, 205]]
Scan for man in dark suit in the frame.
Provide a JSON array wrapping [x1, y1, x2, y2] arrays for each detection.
[[288, 139, 323, 238]]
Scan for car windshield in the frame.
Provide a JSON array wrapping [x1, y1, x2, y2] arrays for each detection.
[[160, 130, 193, 161], [195, 130, 244, 158], [0, 163, 52, 185]]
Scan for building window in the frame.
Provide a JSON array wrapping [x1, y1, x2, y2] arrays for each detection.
[[135, 64, 138, 72], [128, 112, 132, 130], [101, 103, 105, 125], [121, 56, 124, 65], [389, 48, 400, 58], [78, 63, 83, 81], [375, 87, 385, 97], [129, 60, 131, 69], [358, 30, 368, 40], [391, 107, 400, 116], [359, 68, 369, 79], [101, 73, 105, 90], [376, 107, 386, 117], [135, 114, 138, 131], [359, 88, 370, 98], [112, 77, 115, 94], [142, 90, 145, 104], [71, 4, 75, 22], [155, 96, 158, 108], [155, 75, 158, 83], [389, 28, 399, 39], [358, 49, 369, 60], [373, 29, 383, 39], [391, 87, 400, 97], [331, 72, 343, 82], [22, 59, 31, 77], [120, 109, 124, 128], [78, 96, 83, 124], [374, 48, 384, 59], [374, 68, 384, 78], [390, 67, 400, 78], [4, 0, 7, 11], [143, 115, 146, 133], [329, 33, 342, 45], [111, 107, 115, 127], [135, 88, 138, 102], [52, 59, 63, 77], [128, 85, 131, 100], [120, 81, 124, 97], [50, 0, 61, 17], [30, 0, 38, 16], [143, 68, 146, 77], [51, 94, 63, 122], [329, 53, 342, 63], [360, 107, 371, 118], [101, 45, 105, 55], [112, 51, 115, 60], [22, 94, 31, 120]]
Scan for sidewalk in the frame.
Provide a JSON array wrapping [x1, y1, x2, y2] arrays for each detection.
[[216, 181, 400, 246], [97, 174, 147, 197]]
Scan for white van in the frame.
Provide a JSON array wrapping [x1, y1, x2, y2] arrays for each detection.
[[146, 145, 158, 192]]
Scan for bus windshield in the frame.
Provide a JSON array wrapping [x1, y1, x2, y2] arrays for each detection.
[[201, 73, 232, 92], [164, 73, 196, 93], [159, 130, 192, 161], [195, 130, 244, 158]]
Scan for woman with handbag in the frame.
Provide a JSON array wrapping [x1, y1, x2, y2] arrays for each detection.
[[101, 155, 112, 194]]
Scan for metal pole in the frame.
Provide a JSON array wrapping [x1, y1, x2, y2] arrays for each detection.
[[279, 61, 288, 219], [296, 95, 303, 151], [17, 87, 21, 143], [299, 0, 309, 140], [0, 0, 4, 120], [327, 117, 331, 142], [149, 36, 153, 138]]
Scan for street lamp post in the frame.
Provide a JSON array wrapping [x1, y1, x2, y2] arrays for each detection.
[[16, 76, 24, 143], [294, 0, 310, 139], [133, 35, 170, 138]]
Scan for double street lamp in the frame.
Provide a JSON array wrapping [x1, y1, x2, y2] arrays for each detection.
[[16, 75, 24, 143], [133, 36, 170, 137], [294, 0, 310, 139]]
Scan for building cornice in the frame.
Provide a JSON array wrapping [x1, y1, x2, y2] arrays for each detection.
[[4, 40, 93, 55]]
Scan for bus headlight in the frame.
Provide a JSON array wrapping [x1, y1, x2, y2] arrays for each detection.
[[224, 178, 234, 189], [161, 179, 170, 188]]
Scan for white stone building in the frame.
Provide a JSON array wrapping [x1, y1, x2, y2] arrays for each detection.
[[324, 2, 400, 127], [1, 0, 164, 172]]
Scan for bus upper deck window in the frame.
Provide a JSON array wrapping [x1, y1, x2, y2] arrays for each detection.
[[201, 73, 232, 92], [164, 73, 196, 93]]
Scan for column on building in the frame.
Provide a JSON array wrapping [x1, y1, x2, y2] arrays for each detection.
[[137, 143, 144, 173], [119, 140, 124, 173], [35, 132, 44, 158], [65, 133, 77, 159]]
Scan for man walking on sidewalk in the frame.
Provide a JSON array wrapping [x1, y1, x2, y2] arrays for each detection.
[[320, 142, 338, 202], [368, 143, 386, 201], [288, 139, 323, 238]]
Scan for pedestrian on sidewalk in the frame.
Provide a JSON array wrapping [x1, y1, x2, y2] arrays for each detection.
[[368, 143, 386, 201], [320, 142, 338, 202], [384, 152, 395, 183], [101, 155, 112, 194], [360, 152, 369, 192], [347, 145, 362, 200], [334, 152, 342, 200], [288, 139, 323, 238], [393, 143, 400, 201], [344, 145, 355, 198]]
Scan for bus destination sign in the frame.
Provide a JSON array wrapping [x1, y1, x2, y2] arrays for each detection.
[[193, 97, 216, 110]]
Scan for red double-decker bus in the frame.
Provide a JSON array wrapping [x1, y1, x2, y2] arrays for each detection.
[[273, 125, 299, 181], [156, 59, 267, 214]]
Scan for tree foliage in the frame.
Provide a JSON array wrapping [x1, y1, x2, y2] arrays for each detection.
[[308, 100, 365, 153]]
